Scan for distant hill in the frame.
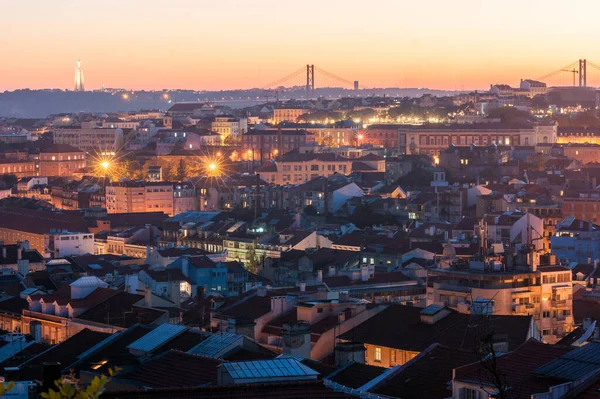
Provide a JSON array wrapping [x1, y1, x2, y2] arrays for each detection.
[[0, 87, 465, 117]]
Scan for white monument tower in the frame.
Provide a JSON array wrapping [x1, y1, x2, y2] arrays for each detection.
[[74, 60, 85, 92]]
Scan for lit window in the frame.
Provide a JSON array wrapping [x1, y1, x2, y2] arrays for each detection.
[[374, 347, 382, 362]]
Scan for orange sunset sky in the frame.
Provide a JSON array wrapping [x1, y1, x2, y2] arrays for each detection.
[[1, 0, 599, 92]]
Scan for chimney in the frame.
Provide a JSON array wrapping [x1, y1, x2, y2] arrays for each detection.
[[323, 180, 329, 217], [144, 287, 152, 307], [328, 265, 336, 277], [299, 282, 306, 292], [181, 255, 189, 277], [316, 269, 323, 284], [17, 246, 22, 261], [360, 265, 369, 282], [270, 296, 285, 317], [254, 173, 261, 221], [337, 311, 346, 324], [1, 247, 6, 259], [281, 322, 311, 358], [168, 279, 181, 307], [335, 342, 366, 366]]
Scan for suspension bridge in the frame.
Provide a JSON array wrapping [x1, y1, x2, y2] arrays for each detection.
[[260, 60, 600, 100]]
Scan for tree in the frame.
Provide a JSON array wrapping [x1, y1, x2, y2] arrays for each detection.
[[223, 135, 238, 146], [176, 159, 187, 181], [41, 368, 119, 399], [245, 247, 259, 274]]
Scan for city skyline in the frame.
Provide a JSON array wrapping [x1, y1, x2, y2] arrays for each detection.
[[2, 0, 600, 91]]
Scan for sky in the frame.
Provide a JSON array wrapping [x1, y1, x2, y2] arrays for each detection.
[[1, 0, 600, 91]]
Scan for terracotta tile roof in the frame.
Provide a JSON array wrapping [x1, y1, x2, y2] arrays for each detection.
[[78, 325, 152, 374], [328, 362, 386, 389], [17, 329, 111, 380], [75, 292, 165, 328], [454, 340, 572, 397], [371, 344, 476, 398], [101, 380, 355, 399], [187, 256, 218, 269], [103, 212, 168, 229], [153, 331, 207, 355], [124, 350, 221, 388], [143, 268, 189, 283], [338, 305, 534, 352], [323, 272, 414, 289], [573, 299, 600, 324], [215, 294, 273, 321], [157, 248, 207, 258], [0, 208, 88, 236]]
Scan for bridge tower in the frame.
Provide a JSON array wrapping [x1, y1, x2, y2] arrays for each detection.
[[579, 59, 587, 87], [306, 65, 314, 99]]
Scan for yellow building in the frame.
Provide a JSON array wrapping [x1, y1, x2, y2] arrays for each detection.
[[273, 108, 310, 123], [255, 153, 384, 185]]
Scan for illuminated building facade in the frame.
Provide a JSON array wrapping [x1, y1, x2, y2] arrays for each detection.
[[106, 181, 174, 216], [401, 125, 556, 156], [272, 108, 310, 123], [38, 144, 86, 177], [53, 127, 124, 154]]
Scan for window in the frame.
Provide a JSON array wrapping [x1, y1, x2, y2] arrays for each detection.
[[542, 329, 551, 336], [543, 311, 550, 318], [390, 350, 396, 365], [464, 388, 478, 399], [374, 347, 382, 362]]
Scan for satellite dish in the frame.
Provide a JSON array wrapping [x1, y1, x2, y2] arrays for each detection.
[[576, 320, 597, 347]]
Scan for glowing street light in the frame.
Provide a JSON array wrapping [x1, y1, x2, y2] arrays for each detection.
[[101, 161, 110, 170], [209, 163, 217, 171]]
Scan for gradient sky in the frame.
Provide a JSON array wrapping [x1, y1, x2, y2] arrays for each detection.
[[2, 0, 599, 91]]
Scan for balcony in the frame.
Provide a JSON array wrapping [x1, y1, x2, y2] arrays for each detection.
[[513, 304, 526, 314], [551, 299, 569, 308]]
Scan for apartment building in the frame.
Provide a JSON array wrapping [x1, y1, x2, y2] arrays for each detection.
[[211, 115, 247, 142], [53, 127, 124, 153], [242, 129, 311, 161], [0, 159, 36, 178], [38, 144, 86, 177], [255, 153, 385, 185], [0, 208, 89, 253], [106, 181, 174, 216], [398, 124, 556, 156], [426, 246, 573, 343], [272, 108, 310, 123]]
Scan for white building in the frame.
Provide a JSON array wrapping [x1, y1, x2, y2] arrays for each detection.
[[44, 231, 95, 259], [211, 116, 248, 142]]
